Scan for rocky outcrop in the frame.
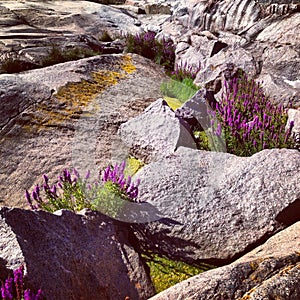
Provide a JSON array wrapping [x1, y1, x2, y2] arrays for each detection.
[[0, 0, 141, 70], [168, 0, 300, 106], [131, 147, 300, 265], [149, 221, 300, 300], [0, 207, 155, 300], [118, 98, 197, 163], [0, 53, 168, 207]]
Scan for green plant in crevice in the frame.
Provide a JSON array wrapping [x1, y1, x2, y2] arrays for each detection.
[[92, 161, 141, 217], [25, 161, 141, 214], [142, 253, 214, 293], [161, 62, 201, 107], [41, 44, 103, 67], [25, 169, 93, 212]]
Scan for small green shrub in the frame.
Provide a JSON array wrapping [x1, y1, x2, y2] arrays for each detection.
[[25, 162, 141, 214], [41, 45, 102, 67], [0, 56, 37, 74]]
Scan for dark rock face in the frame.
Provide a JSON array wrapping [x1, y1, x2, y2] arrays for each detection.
[[0, 54, 167, 207], [149, 221, 300, 300], [0, 207, 155, 300], [131, 147, 300, 265]]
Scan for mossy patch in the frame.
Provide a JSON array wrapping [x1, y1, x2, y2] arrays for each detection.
[[143, 254, 214, 293], [24, 55, 136, 132]]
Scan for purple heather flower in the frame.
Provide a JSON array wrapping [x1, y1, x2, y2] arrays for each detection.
[[85, 170, 90, 180], [35, 289, 44, 300], [50, 185, 57, 195], [57, 182, 63, 189], [73, 169, 80, 178], [32, 191, 38, 201], [253, 140, 257, 148], [14, 265, 24, 300], [127, 175, 131, 187], [24, 289, 34, 300], [215, 123, 222, 136], [43, 174, 49, 184], [1, 278, 13, 300], [25, 190, 32, 204]]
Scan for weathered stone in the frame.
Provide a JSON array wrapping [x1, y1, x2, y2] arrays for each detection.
[[0, 54, 168, 207], [0, 0, 142, 68], [145, 3, 171, 15], [149, 221, 300, 300], [0, 207, 155, 300], [131, 147, 300, 265], [118, 98, 197, 164], [193, 45, 256, 94]]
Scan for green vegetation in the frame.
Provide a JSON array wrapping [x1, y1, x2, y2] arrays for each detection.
[[143, 254, 214, 293], [41, 45, 102, 67], [196, 74, 295, 156]]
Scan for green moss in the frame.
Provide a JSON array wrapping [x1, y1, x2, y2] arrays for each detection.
[[143, 254, 214, 293]]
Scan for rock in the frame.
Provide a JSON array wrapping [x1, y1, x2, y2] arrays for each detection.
[[0, 207, 155, 300], [145, 3, 172, 15], [255, 13, 300, 106], [0, 53, 168, 207], [193, 45, 256, 94], [286, 108, 300, 149], [131, 147, 300, 265], [0, 0, 142, 69], [168, 0, 300, 105], [118, 98, 197, 164], [149, 221, 300, 300]]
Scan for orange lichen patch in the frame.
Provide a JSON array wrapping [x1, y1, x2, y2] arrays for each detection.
[[24, 55, 137, 132]]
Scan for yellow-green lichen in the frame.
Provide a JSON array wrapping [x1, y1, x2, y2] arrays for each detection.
[[24, 55, 136, 132]]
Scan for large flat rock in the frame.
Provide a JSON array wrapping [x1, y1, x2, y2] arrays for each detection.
[[150, 221, 300, 300], [132, 147, 300, 265], [0, 207, 155, 300], [0, 53, 168, 207]]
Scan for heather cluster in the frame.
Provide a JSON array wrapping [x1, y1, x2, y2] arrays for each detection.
[[25, 161, 141, 213], [1, 265, 43, 300], [161, 62, 200, 103], [206, 75, 294, 156], [125, 31, 175, 72], [25, 169, 92, 212], [170, 61, 201, 82], [102, 161, 141, 201]]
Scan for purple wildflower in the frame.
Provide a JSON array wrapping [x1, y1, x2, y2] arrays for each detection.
[[42, 174, 48, 184], [14, 265, 24, 300], [85, 170, 90, 180], [1, 278, 13, 300]]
